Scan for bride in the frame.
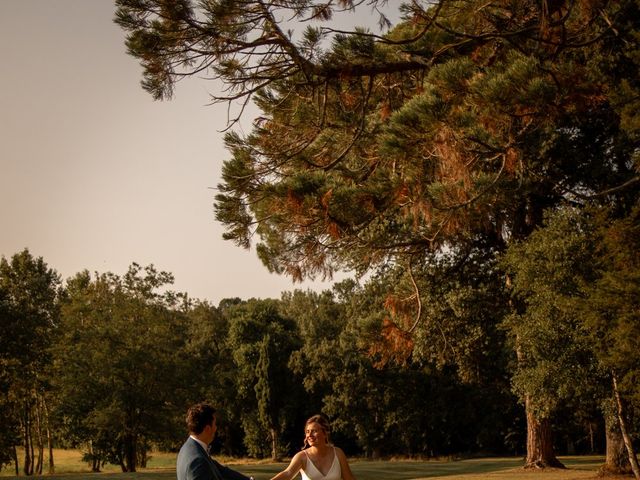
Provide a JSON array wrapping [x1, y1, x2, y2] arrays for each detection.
[[270, 414, 357, 480]]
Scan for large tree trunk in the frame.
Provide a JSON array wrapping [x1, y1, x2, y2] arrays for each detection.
[[603, 413, 629, 474], [523, 395, 565, 469], [125, 431, 137, 472], [612, 372, 640, 480], [514, 330, 564, 470]]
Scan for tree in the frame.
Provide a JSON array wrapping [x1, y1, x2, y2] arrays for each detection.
[[503, 209, 606, 468], [224, 299, 304, 459], [283, 284, 399, 457], [0, 287, 20, 471], [0, 249, 60, 476], [116, 0, 640, 467], [180, 300, 247, 456], [504, 205, 640, 475], [363, 246, 520, 454], [53, 264, 189, 472], [577, 206, 640, 478], [283, 278, 516, 458]]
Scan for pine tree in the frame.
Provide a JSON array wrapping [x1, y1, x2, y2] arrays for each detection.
[[116, 0, 640, 466]]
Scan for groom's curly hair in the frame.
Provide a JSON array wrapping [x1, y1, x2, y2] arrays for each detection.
[[186, 403, 216, 434]]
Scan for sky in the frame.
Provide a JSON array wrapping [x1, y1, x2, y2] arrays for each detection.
[[0, 1, 355, 304]]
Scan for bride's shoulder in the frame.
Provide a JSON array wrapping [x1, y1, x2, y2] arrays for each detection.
[[334, 446, 347, 459], [293, 450, 308, 463]]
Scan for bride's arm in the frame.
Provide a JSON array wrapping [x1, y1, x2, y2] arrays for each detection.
[[335, 447, 356, 480], [270, 451, 305, 480]]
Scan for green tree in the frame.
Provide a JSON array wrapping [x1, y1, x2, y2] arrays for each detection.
[[53, 264, 189, 472], [283, 285, 394, 457], [366, 248, 518, 454], [504, 205, 640, 474], [284, 277, 515, 458], [371, 268, 513, 456], [0, 249, 60, 476], [503, 209, 606, 468], [577, 206, 640, 477], [225, 299, 304, 459], [0, 287, 20, 471], [180, 300, 247, 456]]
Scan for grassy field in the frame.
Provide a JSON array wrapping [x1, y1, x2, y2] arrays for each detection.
[[0, 451, 621, 480]]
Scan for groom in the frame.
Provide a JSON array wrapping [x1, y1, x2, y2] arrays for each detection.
[[177, 402, 254, 480]]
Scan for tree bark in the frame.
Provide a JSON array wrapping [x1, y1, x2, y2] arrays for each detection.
[[22, 403, 32, 476], [514, 330, 564, 470], [43, 396, 54, 474], [125, 432, 137, 472], [523, 395, 565, 469], [34, 396, 43, 475], [88, 439, 101, 472], [612, 372, 640, 480], [29, 424, 35, 476], [12, 445, 19, 477], [270, 427, 278, 461], [371, 447, 382, 459], [604, 413, 629, 474]]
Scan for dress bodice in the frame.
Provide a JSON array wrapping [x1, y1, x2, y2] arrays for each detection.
[[300, 447, 341, 480]]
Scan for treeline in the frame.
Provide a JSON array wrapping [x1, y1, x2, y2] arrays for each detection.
[[1, 206, 639, 475]]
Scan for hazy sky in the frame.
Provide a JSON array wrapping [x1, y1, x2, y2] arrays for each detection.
[[0, 1, 350, 304]]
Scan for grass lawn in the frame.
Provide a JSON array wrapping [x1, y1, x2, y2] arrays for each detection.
[[0, 451, 617, 480]]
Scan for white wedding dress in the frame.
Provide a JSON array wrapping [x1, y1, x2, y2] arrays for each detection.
[[300, 447, 341, 480]]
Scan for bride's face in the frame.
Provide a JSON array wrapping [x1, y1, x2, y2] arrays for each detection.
[[305, 422, 327, 447]]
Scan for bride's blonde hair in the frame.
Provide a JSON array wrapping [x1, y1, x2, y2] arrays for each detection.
[[302, 414, 331, 449]]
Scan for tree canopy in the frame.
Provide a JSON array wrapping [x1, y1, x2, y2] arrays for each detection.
[[53, 264, 189, 472], [0, 250, 60, 475], [116, 0, 639, 282]]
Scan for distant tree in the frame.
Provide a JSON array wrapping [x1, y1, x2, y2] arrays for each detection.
[[0, 288, 20, 471], [283, 285, 394, 457], [180, 300, 245, 455], [0, 249, 60, 476], [364, 246, 518, 455], [53, 264, 189, 472], [225, 299, 304, 459], [344, 265, 514, 457]]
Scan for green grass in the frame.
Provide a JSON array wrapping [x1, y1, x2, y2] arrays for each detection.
[[1, 451, 609, 480]]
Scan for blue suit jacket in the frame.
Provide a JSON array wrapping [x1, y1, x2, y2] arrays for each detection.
[[176, 437, 250, 480]]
